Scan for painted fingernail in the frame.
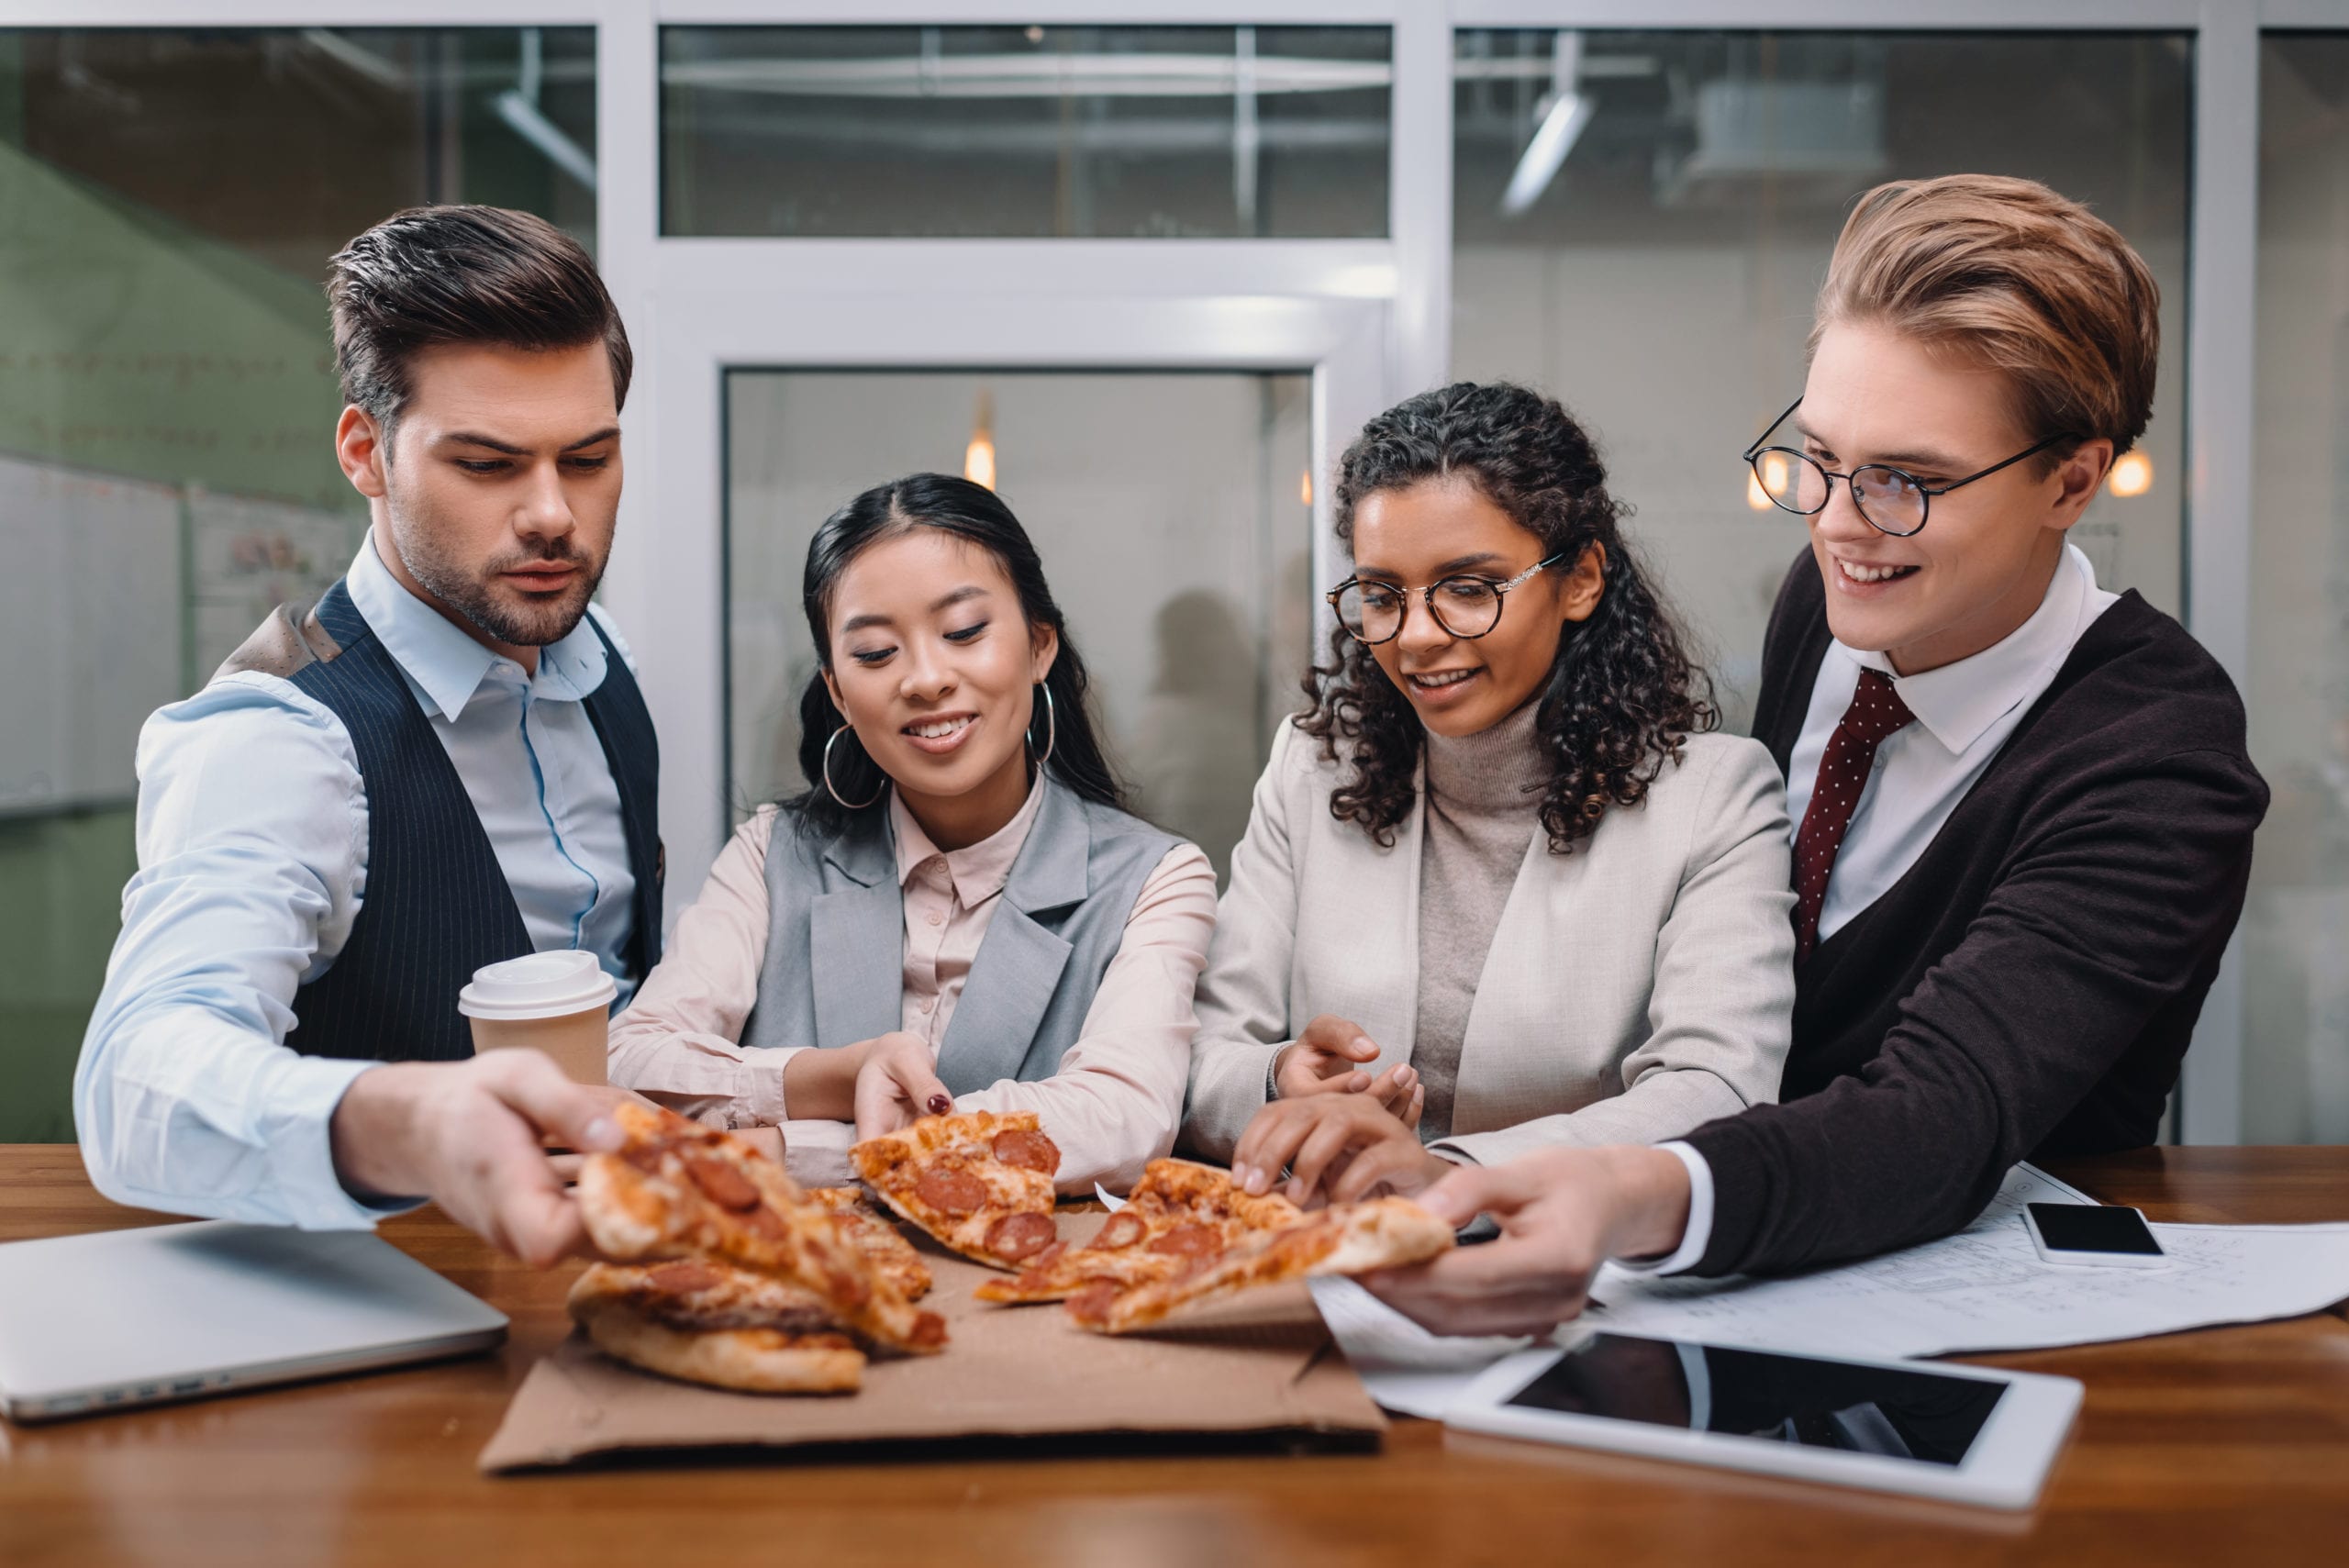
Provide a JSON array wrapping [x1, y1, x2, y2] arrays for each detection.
[[926, 1094, 952, 1116]]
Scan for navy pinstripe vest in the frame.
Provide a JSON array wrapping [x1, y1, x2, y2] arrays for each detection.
[[219, 579, 662, 1063]]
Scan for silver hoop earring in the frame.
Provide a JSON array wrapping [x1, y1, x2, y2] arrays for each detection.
[[1027, 683, 1057, 772], [822, 723, 884, 809]]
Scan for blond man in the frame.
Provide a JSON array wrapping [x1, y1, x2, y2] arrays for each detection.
[[1357, 175, 2269, 1335]]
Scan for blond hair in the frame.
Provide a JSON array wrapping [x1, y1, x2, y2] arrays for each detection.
[[1814, 174, 2160, 463]]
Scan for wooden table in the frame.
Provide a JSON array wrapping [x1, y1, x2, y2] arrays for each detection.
[[4, 1146, 2346, 1567]]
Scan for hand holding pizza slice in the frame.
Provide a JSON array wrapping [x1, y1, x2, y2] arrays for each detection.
[[577, 1101, 945, 1355], [851, 1109, 1063, 1269]]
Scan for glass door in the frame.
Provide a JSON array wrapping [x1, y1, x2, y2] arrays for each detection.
[[724, 367, 1316, 877]]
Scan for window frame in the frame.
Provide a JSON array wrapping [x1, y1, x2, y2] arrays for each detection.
[[34, 0, 2282, 1141]]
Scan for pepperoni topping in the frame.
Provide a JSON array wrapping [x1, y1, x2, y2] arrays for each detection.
[[684, 1152, 763, 1211], [915, 1167, 988, 1216], [643, 1262, 721, 1294], [990, 1128, 1062, 1176], [1068, 1281, 1119, 1326], [1029, 1240, 1069, 1272], [1095, 1212, 1147, 1251], [1146, 1224, 1223, 1259], [985, 1211, 1058, 1262]]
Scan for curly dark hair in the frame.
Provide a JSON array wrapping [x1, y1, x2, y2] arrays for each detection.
[[1301, 382, 1718, 853]]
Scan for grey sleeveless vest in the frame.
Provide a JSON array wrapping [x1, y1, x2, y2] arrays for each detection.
[[740, 780, 1179, 1095]]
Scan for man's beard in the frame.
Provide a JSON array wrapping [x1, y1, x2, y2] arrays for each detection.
[[393, 520, 607, 649]]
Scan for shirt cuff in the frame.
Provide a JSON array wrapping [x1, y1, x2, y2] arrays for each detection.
[[268, 1059, 425, 1229], [1608, 1140, 1713, 1276], [748, 1044, 799, 1127]]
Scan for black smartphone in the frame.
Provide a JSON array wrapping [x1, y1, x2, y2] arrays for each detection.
[[2022, 1202, 2165, 1267]]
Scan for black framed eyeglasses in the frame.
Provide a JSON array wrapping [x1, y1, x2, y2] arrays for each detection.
[[1326, 552, 1565, 646], [1742, 396, 2078, 539]]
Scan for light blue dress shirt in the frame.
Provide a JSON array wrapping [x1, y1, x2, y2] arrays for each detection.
[[75, 536, 640, 1229]]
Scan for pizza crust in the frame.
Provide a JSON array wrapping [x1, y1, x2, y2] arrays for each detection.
[[572, 1297, 863, 1395]]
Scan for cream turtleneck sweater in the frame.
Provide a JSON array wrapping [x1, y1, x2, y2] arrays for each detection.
[[1413, 699, 1548, 1141]]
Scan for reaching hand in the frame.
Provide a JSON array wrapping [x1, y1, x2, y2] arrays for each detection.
[[1355, 1145, 1693, 1338], [328, 1051, 625, 1267], [1230, 1091, 1450, 1209], [1274, 1015, 1419, 1115], [852, 1030, 955, 1142]]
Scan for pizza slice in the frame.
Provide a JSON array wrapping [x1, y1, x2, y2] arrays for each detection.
[[1065, 1195, 1455, 1335], [807, 1185, 931, 1301], [567, 1260, 864, 1394], [851, 1109, 1062, 1270], [577, 1101, 945, 1354], [974, 1158, 1308, 1305]]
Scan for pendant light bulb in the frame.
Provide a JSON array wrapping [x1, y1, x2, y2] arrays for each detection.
[[964, 389, 996, 492]]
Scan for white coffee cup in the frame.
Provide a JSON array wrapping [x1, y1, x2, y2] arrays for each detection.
[[458, 951, 618, 1085]]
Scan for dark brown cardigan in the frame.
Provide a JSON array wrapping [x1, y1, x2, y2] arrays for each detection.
[[1682, 552, 2268, 1276]]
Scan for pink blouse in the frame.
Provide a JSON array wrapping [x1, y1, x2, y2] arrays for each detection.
[[606, 780, 1218, 1194]]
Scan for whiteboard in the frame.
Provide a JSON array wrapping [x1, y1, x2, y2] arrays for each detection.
[[0, 454, 184, 815], [184, 488, 362, 683]]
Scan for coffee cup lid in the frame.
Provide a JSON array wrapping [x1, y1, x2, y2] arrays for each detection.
[[458, 950, 618, 1021]]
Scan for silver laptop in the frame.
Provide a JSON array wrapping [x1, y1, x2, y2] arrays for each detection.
[[0, 1220, 507, 1422]]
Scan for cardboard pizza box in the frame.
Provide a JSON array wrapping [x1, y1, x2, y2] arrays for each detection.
[[479, 1212, 1386, 1472]]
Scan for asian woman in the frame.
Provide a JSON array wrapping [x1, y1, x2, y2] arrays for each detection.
[[609, 473, 1218, 1194]]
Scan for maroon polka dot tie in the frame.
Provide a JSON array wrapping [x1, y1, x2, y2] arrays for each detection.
[[1792, 668, 1914, 963]]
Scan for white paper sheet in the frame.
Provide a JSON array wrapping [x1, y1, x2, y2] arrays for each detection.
[[1591, 1164, 2349, 1361], [1306, 1164, 2349, 1418], [1308, 1276, 1553, 1418]]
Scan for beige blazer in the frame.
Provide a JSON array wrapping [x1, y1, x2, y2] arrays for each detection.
[[1182, 719, 1796, 1167]]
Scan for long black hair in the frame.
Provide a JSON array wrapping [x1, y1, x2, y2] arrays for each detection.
[[791, 473, 1127, 832], [1301, 382, 1718, 853]]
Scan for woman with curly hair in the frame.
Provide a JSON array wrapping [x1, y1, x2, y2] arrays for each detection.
[[1181, 382, 1796, 1206]]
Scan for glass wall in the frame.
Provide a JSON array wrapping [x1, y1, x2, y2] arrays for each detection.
[[1450, 30, 2190, 729], [725, 370, 1313, 878], [2248, 33, 2349, 1143], [662, 25, 1391, 238], [0, 28, 595, 1140]]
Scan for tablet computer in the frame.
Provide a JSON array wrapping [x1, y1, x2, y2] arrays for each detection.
[[1444, 1332, 2080, 1510], [0, 1220, 507, 1423]]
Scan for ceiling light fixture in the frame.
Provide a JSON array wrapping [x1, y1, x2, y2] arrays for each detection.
[[964, 390, 997, 492], [1500, 32, 1593, 217], [2107, 450, 2154, 498]]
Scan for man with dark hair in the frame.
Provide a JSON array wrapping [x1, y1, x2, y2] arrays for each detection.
[[76, 206, 662, 1263]]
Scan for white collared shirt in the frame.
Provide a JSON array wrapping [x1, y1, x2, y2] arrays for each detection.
[[349, 538, 638, 970], [1787, 542, 2118, 942], [74, 536, 640, 1229], [1632, 544, 2115, 1277]]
